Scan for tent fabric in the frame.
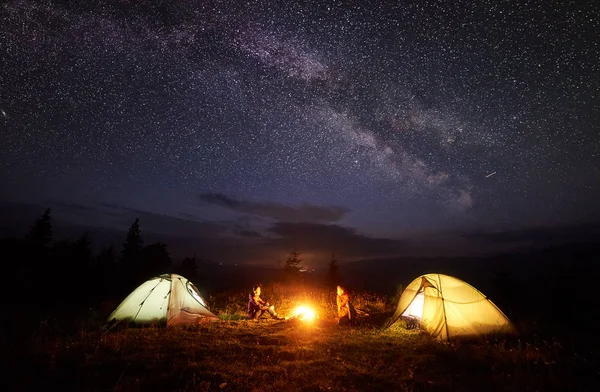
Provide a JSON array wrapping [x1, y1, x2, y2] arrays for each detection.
[[384, 274, 515, 340], [107, 274, 219, 326]]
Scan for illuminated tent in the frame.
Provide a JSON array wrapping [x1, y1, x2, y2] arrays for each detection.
[[107, 274, 219, 326], [383, 273, 515, 340]]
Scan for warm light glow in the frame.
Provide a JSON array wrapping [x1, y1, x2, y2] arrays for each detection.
[[294, 305, 316, 321], [402, 292, 425, 319]]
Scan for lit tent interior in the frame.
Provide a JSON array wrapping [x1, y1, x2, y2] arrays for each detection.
[[383, 273, 516, 340]]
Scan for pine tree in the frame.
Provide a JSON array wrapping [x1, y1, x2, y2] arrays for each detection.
[[97, 245, 117, 265], [26, 208, 53, 247], [25, 208, 53, 296], [121, 218, 143, 285], [326, 251, 340, 287], [179, 254, 198, 282], [142, 242, 171, 278], [283, 250, 302, 275], [73, 232, 92, 267]]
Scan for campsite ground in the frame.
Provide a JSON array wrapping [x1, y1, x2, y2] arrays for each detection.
[[3, 283, 598, 392]]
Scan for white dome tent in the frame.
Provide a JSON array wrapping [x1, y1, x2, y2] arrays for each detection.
[[384, 273, 516, 341], [106, 274, 220, 327]]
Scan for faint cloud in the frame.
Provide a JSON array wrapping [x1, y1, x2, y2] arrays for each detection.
[[51, 201, 98, 215], [199, 193, 349, 222], [98, 202, 228, 237], [265, 221, 406, 259], [234, 226, 263, 238]]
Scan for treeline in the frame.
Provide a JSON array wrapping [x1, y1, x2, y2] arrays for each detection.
[[0, 208, 346, 310], [0, 208, 198, 308]]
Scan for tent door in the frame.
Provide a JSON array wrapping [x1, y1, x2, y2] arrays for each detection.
[[402, 291, 425, 320]]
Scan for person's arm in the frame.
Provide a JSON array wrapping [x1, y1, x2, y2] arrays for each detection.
[[256, 296, 270, 309], [347, 296, 353, 320], [340, 294, 349, 309], [250, 295, 262, 309]]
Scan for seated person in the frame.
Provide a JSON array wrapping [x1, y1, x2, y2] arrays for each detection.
[[336, 285, 357, 325], [247, 285, 284, 320]]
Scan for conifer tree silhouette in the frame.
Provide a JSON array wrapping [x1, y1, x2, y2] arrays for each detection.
[[283, 250, 302, 276], [326, 251, 340, 287], [26, 208, 52, 247], [120, 218, 143, 287]]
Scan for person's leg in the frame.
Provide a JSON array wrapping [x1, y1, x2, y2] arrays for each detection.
[[338, 315, 349, 326], [268, 306, 284, 320], [253, 309, 266, 320], [349, 303, 357, 321]]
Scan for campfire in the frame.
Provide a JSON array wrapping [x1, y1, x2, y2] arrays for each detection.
[[293, 305, 316, 321]]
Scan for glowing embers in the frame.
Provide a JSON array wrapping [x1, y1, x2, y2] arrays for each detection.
[[402, 292, 425, 320], [293, 305, 316, 321]]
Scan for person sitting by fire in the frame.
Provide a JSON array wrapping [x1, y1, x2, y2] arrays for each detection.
[[248, 285, 285, 320], [336, 285, 357, 326]]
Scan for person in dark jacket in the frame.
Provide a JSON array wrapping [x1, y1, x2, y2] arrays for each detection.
[[248, 285, 284, 320]]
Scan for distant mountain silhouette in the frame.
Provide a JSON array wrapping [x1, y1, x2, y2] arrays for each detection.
[[335, 240, 600, 296], [2, 199, 599, 293]]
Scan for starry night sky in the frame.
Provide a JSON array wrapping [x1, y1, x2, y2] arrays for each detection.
[[1, 0, 599, 265]]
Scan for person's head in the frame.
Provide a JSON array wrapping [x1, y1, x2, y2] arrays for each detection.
[[252, 285, 261, 296], [337, 285, 345, 296]]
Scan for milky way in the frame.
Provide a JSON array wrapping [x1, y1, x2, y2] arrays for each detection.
[[1, 0, 598, 262]]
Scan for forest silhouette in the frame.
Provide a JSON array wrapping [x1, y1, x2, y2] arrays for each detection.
[[3, 206, 600, 350]]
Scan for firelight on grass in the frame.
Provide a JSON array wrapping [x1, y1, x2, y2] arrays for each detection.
[[293, 306, 316, 321]]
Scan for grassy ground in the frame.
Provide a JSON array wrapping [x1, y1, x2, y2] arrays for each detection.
[[3, 283, 597, 391]]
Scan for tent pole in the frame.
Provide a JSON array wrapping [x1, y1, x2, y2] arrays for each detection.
[[438, 274, 449, 341]]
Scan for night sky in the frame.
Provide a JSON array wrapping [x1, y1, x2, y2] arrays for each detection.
[[1, 0, 599, 265]]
